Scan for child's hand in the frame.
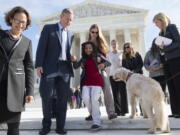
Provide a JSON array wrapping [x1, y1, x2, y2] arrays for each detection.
[[97, 57, 101, 63], [81, 63, 84, 68], [98, 63, 105, 70], [71, 56, 77, 62]]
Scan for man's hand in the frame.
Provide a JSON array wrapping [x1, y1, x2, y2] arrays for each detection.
[[25, 96, 34, 103], [71, 56, 77, 62], [37, 67, 43, 78]]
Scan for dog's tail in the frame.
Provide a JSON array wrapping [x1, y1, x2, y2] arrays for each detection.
[[154, 99, 170, 133]]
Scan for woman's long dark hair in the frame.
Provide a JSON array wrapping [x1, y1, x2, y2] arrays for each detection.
[[150, 38, 159, 57], [81, 41, 98, 58]]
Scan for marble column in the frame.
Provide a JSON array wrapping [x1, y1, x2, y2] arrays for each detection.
[[109, 29, 116, 45], [123, 28, 131, 43], [79, 32, 86, 56], [138, 27, 146, 58], [73, 32, 86, 88], [80, 32, 86, 44]]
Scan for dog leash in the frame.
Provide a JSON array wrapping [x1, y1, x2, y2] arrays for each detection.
[[162, 71, 180, 84], [126, 72, 133, 81]]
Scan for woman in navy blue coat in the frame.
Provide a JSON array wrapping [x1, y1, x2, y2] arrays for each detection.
[[153, 12, 180, 118]]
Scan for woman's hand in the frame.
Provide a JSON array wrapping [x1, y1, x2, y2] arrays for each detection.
[[97, 57, 101, 63], [25, 96, 34, 103], [149, 66, 160, 72], [159, 42, 165, 49], [98, 63, 105, 70]]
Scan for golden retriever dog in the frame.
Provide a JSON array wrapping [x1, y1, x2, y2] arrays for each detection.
[[113, 68, 170, 134]]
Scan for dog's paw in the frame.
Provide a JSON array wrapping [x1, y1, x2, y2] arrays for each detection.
[[143, 115, 148, 119], [162, 128, 171, 133], [130, 115, 135, 119]]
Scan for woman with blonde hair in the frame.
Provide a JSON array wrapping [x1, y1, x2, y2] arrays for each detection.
[[122, 42, 143, 116], [84, 24, 117, 121], [122, 42, 143, 74], [153, 12, 180, 118]]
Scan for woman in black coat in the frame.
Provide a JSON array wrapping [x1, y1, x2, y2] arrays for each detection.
[[153, 12, 180, 118], [122, 42, 143, 74], [122, 42, 143, 116], [0, 6, 34, 135]]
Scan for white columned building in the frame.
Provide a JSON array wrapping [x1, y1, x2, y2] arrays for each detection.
[[36, 0, 148, 88]]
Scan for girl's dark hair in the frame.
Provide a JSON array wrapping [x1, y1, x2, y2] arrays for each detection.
[[5, 6, 31, 30], [81, 41, 97, 58], [150, 38, 159, 56]]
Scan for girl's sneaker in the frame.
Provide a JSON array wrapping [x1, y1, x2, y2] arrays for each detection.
[[90, 124, 101, 131]]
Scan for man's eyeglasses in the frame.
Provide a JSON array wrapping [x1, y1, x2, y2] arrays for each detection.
[[13, 18, 27, 26], [91, 31, 98, 34]]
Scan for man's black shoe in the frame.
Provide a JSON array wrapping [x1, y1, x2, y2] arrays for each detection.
[[117, 113, 126, 116], [39, 129, 50, 135], [174, 115, 180, 118], [168, 114, 174, 117], [108, 113, 117, 120], [55, 129, 67, 134], [85, 115, 93, 121]]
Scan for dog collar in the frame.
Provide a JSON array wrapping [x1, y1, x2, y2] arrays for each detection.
[[126, 72, 133, 81]]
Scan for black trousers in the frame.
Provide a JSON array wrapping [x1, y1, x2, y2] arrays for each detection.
[[164, 57, 180, 115], [7, 122, 20, 135], [152, 75, 166, 94], [40, 75, 70, 130], [109, 76, 128, 115]]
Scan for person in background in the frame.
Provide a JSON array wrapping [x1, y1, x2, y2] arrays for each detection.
[[108, 39, 128, 116], [85, 24, 117, 121], [122, 42, 143, 74], [144, 38, 166, 94], [0, 6, 34, 135], [35, 8, 76, 135], [67, 88, 74, 109], [74, 88, 82, 109], [122, 42, 143, 116], [153, 12, 180, 118], [73, 41, 111, 131]]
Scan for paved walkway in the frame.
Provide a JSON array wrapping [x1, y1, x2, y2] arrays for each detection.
[[1, 130, 180, 135]]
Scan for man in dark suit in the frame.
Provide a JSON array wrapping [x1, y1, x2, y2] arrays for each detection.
[[35, 8, 76, 135]]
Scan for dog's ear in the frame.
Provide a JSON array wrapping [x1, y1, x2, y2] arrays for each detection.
[[113, 68, 123, 81], [120, 68, 129, 81], [112, 69, 119, 80]]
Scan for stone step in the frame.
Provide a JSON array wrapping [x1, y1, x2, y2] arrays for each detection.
[[1, 107, 180, 130]]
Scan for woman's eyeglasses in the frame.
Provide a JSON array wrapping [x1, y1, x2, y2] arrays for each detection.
[[13, 18, 27, 26], [91, 31, 98, 34], [124, 46, 130, 49]]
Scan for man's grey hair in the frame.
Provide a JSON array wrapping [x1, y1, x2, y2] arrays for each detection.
[[61, 8, 73, 15]]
